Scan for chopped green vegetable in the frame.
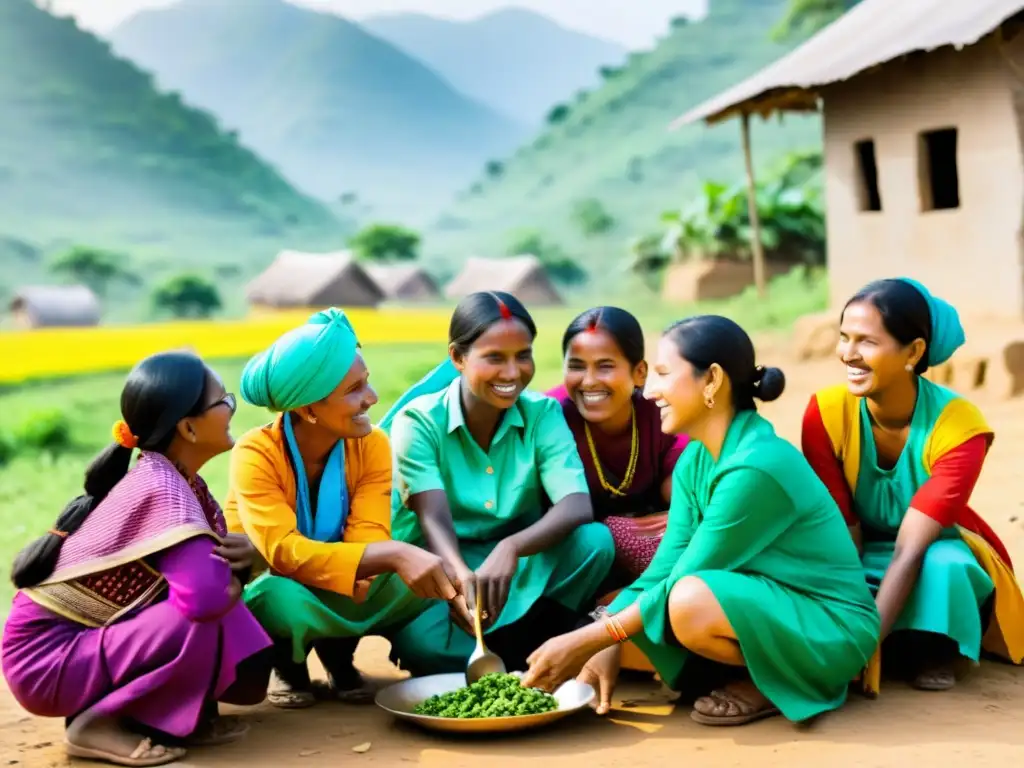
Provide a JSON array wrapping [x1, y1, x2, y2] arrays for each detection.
[[413, 673, 558, 718]]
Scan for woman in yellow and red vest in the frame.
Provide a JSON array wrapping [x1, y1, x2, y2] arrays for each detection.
[[801, 277, 1024, 694]]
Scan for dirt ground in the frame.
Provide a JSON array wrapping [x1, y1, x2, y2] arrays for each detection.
[[4, 349, 1024, 767]]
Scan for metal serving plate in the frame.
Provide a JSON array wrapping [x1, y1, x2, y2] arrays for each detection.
[[375, 672, 595, 734]]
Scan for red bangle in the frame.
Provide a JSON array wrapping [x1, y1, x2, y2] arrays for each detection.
[[610, 616, 628, 643], [604, 617, 623, 643]]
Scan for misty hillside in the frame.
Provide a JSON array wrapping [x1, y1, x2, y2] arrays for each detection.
[[110, 0, 529, 222], [422, 0, 822, 283], [362, 8, 628, 125], [0, 0, 342, 305]]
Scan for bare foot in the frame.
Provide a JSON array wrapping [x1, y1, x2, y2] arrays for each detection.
[[690, 681, 781, 727], [65, 717, 185, 766]]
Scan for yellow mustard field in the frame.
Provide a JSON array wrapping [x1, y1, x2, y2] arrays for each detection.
[[0, 308, 451, 384]]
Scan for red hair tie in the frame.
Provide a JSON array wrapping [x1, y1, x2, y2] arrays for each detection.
[[496, 298, 512, 320]]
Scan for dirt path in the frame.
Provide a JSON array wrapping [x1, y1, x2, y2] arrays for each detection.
[[5, 353, 1024, 767]]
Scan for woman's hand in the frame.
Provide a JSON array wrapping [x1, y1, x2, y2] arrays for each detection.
[[521, 625, 611, 694], [214, 533, 258, 573], [392, 543, 458, 601], [352, 578, 374, 605], [447, 594, 475, 636], [474, 539, 519, 629], [227, 576, 243, 604], [578, 645, 622, 715]]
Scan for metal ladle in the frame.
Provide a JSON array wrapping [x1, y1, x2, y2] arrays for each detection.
[[465, 590, 507, 684]]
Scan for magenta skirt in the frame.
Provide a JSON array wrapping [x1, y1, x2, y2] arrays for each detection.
[[2, 593, 271, 737], [604, 516, 663, 577]]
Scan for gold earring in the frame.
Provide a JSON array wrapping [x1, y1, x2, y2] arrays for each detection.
[[307, 414, 318, 425], [704, 393, 715, 409], [905, 363, 914, 372]]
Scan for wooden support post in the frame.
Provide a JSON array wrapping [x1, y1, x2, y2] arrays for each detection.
[[740, 112, 767, 298]]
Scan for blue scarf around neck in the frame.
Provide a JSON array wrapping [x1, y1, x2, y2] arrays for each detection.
[[282, 414, 349, 542]]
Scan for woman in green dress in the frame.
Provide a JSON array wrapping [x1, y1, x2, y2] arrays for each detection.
[[521, 315, 880, 726], [379, 291, 616, 676]]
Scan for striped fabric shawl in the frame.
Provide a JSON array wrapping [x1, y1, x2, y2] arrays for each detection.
[[22, 452, 225, 627]]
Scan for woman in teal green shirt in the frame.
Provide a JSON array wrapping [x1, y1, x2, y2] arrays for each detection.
[[521, 315, 880, 726], [379, 291, 616, 676]]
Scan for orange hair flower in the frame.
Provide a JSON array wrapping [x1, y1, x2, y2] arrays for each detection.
[[112, 419, 138, 449]]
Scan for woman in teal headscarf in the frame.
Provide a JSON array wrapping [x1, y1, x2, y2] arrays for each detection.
[[224, 308, 458, 708], [802, 277, 1024, 694], [379, 291, 615, 677]]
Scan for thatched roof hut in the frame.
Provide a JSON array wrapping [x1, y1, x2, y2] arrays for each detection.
[[9, 285, 101, 329], [364, 264, 441, 302], [444, 255, 562, 306], [246, 250, 384, 309], [674, 0, 1024, 315]]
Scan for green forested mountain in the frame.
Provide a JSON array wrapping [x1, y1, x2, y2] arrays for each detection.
[[0, 0, 344, 313], [109, 0, 527, 222], [422, 0, 824, 284]]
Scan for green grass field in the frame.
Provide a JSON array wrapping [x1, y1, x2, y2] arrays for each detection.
[[0, 269, 826, 611]]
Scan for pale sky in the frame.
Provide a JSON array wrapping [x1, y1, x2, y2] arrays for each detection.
[[48, 0, 707, 48]]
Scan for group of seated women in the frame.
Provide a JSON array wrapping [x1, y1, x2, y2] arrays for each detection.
[[3, 277, 1023, 767]]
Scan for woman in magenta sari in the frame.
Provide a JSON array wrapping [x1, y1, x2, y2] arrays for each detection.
[[2, 352, 272, 767], [547, 307, 690, 588]]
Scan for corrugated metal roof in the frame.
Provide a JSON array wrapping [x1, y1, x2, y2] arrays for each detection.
[[675, 0, 1024, 126]]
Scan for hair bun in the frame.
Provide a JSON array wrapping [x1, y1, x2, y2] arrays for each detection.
[[753, 365, 786, 403]]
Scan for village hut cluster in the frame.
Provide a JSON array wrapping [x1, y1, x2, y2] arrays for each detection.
[[243, 250, 563, 312], [6, 252, 564, 329]]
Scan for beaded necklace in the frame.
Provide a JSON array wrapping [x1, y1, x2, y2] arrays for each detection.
[[583, 404, 638, 497]]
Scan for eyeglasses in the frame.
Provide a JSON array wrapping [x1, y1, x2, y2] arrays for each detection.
[[204, 393, 237, 415]]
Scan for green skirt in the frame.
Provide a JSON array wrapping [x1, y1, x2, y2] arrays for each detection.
[[862, 536, 994, 660], [389, 521, 615, 675], [631, 571, 880, 723], [243, 570, 428, 663]]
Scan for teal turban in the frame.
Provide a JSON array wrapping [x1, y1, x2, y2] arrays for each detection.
[[897, 277, 965, 367], [240, 308, 360, 411]]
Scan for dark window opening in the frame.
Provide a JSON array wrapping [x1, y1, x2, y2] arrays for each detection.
[[854, 139, 882, 212], [919, 128, 960, 211]]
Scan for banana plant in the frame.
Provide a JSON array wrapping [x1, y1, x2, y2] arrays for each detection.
[[658, 151, 826, 266]]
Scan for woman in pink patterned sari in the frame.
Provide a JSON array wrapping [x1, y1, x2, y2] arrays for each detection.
[[2, 352, 272, 767], [547, 307, 690, 592]]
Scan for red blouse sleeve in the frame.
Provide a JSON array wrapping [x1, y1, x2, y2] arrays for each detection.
[[801, 395, 856, 525], [910, 434, 989, 528]]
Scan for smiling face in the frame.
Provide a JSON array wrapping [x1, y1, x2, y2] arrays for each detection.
[[453, 318, 535, 410], [303, 354, 378, 438], [645, 336, 714, 435], [179, 366, 237, 457], [564, 329, 645, 424], [838, 300, 925, 398]]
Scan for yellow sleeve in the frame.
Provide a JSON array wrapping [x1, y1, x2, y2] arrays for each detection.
[[924, 397, 993, 471], [344, 427, 393, 545], [229, 438, 366, 596]]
